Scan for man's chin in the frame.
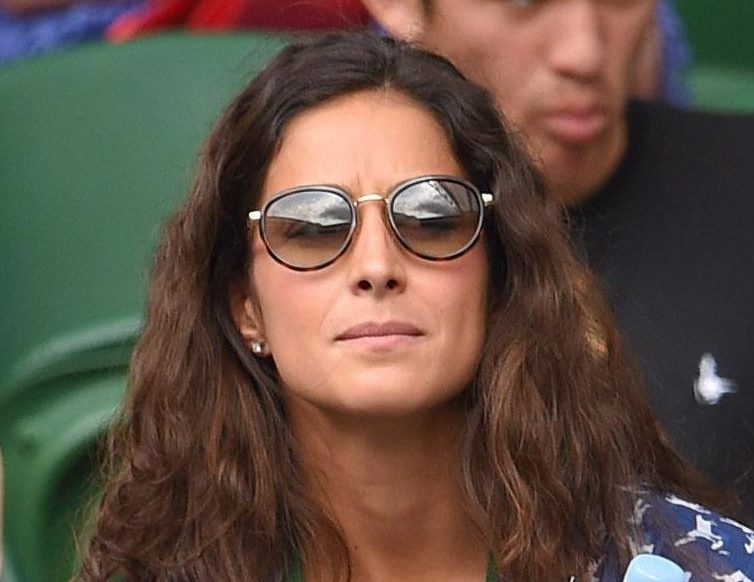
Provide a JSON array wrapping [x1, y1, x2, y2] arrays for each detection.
[[537, 126, 625, 204], [542, 151, 609, 204]]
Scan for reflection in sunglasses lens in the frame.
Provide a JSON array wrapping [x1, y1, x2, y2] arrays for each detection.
[[392, 180, 480, 258], [265, 190, 352, 268], [261, 178, 483, 269]]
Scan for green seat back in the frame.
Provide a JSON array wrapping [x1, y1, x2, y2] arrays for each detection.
[[676, 0, 754, 112], [675, 0, 754, 70], [0, 32, 287, 582]]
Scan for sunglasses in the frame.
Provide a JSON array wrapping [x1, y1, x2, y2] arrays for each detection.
[[248, 175, 494, 271]]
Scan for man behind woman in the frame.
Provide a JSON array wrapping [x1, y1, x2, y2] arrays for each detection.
[[361, 0, 754, 523]]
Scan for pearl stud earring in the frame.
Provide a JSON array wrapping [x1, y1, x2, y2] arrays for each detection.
[[251, 340, 267, 356]]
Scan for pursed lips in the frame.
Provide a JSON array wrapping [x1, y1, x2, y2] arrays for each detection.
[[335, 321, 424, 342]]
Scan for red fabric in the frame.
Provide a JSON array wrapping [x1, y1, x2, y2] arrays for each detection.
[[107, 0, 370, 42]]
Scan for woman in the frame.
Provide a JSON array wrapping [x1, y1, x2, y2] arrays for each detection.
[[78, 32, 753, 581]]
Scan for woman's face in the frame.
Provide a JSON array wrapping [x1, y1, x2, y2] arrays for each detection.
[[234, 89, 489, 420]]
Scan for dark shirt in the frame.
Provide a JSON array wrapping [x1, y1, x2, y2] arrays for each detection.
[[571, 100, 754, 524]]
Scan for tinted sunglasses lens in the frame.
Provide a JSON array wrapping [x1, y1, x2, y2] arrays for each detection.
[[391, 179, 481, 259], [263, 190, 353, 269]]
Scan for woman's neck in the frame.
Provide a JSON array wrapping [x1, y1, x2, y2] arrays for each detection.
[[288, 402, 489, 582]]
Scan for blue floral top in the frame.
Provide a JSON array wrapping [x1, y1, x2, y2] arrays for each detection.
[[594, 493, 754, 581]]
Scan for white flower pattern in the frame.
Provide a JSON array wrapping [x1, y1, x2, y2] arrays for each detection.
[[609, 494, 754, 581]]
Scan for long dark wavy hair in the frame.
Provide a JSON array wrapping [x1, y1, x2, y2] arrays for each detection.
[[78, 31, 723, 581]]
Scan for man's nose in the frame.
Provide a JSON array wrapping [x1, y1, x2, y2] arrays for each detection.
[[547, 0, 605, 81]]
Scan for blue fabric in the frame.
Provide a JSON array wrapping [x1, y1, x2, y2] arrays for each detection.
[[0, 0, 144, 66], [596, 493, 754, 581], [657, 0, 693, 107]]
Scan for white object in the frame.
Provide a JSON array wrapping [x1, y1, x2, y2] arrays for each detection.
[[623, 554, 685, 582], [693, 353, 736, 405]]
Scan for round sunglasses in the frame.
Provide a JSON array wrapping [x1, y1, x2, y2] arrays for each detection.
[[247, 175, 494, 271]]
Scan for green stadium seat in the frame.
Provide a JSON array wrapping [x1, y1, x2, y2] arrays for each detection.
[[688, 65, 754, 114], [676, 0, 754, 112], [0, 32, 287, 582], [675, 0, 754, 71]]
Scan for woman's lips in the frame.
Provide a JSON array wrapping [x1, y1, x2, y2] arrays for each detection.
[[335, 321, 424, 349]]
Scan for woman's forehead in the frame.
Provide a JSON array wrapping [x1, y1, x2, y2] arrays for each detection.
[[260, 89, 463, 203]]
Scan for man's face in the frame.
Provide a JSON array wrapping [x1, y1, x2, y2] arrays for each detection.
[[371, 0, 656, 202]]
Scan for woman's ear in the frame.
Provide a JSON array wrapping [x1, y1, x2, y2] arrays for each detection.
[[361, 0, 428, 41], [229, 279, 266, 349]]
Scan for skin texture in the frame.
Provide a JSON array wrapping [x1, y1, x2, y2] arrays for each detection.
[[362, 0, 656, 204], [232, 89, 490, 580], [235, 89, 489, 421]]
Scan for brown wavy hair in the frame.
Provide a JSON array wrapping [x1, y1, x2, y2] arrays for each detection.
[[77, 31, 723, 581]]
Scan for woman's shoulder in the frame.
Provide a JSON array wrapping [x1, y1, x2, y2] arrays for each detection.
[[633, 492, 754, 580]]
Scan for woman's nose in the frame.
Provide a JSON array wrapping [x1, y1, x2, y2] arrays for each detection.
[[346, 201, 407, 297]]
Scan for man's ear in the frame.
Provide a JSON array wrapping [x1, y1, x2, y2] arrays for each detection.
[[229, 279, 266, 348], [361, 0, 428, 41]]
